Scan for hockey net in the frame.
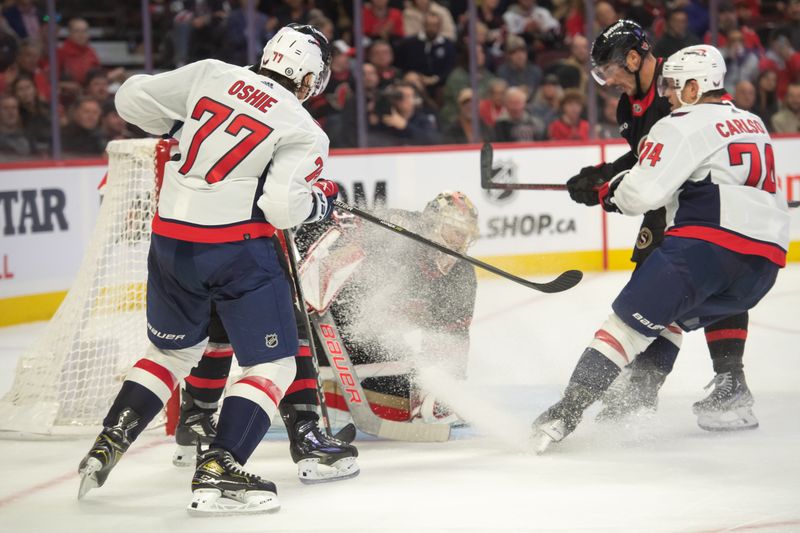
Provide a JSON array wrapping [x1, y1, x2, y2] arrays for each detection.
[[0, 138, 166, 437]]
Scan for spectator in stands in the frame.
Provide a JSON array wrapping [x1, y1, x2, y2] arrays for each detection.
[[754, 69, 780, 129], [372, 81, 440, 146], [722, 29, 760, 93], [548, 89, 589, 141], [529, 73, 562, 127], [61, 97, 105, 156], [493, 86, 547, 142], [404, 0, 456, 40], [0, 28, 19, 94], [503, 0, 560, 42], [11, 74, 52, 153], [771, 82, 800, 133], [479, 78, 508, 129], [478, 0, 505, 37], [101, 102, 137, 141], [595, 94, 621, 139], [221, 0, 272, 66], [85, 70, 112, 106], [563, 0, 586, 39], [781, 0, 800, 50], [394, 11, 456, 98], [654, 8, 700, 58], [762, 31, 800, 100], [403, 70, 440, 116], [442, 87, 490, 144], [2, 0, 41, 41], [363, 0, 404, 41], [440, 42, 496, 127], [594, 2, 617, 34], [496, 36, 543, 96], [704, 2, 762, 55], [57, 18, 101, 87], [552, 34, 589, 93], [273, 0, 310, 27], [0, 94, 36, 157], [733, 80, 756, 112], [13, 39, 51, 100], [337, 62, 382, 148], [367, 39, 400, 89]]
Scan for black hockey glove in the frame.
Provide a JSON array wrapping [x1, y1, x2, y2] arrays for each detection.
[[566, 163, 616, 206], [597, 179, 622, 213]]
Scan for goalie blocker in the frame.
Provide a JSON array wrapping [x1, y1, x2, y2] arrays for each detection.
[[295, 192, 482, 439]]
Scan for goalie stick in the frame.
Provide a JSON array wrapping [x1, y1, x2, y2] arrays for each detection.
[[333, 200, 582, 294], [480, 143, 568, 191], [309, 309, 451, 442], [283, 229, 334, 436]]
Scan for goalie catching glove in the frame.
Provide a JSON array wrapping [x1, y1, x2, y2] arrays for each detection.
[[566, 163, 616, 206], [306, 179, 339, 224]]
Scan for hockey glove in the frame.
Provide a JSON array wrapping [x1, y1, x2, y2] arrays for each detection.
[[305, 179, 340, 224], [566, 163, 615, 206], [597, 179, 622, 213]]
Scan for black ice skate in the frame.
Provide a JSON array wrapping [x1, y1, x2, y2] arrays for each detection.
[[77, 407, 140, 499], [531, 383, 599, 454], [692, 372, 759, 431], [595, 366, 668, 422], [188, 448, 279, 516], [173, 389, 218, 467], [282, 405, 359, 484]]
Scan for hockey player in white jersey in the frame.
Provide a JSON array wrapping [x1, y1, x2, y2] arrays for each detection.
[[77, 26, 341, 515], [531, 44, 789, 453]]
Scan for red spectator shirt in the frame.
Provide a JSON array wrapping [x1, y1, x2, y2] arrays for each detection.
[[363, 6, 404, 39], [56, 39, 101, 85], [703, 27, 763, 55], [548, 119, 589, 141]]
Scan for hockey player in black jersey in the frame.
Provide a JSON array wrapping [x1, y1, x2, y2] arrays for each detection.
[[564, 20, 757, 431]]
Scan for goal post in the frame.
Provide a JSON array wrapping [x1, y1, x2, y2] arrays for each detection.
[[0, 139, 165, 437]]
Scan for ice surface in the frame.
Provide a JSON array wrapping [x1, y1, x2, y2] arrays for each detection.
[[1, 267, 798, 532]]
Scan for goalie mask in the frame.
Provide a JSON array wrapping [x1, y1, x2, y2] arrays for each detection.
[[261, 26, 330, 102], [422, 191, 480, 275], [658, 45, 726, 106]]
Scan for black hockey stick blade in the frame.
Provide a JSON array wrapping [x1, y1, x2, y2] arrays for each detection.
[[789, 200, 800, 208], [480, 142, 568, 191], [334, 200, 583, 294]]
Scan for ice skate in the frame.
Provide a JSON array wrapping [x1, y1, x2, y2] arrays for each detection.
[[531, 383, 598, 454], [692, 372, 759, 431], [173, 389, 218, 467], [77, 408, 140, 499], [283, 405, 359, 484], [188, 448, 279, 516], [595, 366, 667, 422]]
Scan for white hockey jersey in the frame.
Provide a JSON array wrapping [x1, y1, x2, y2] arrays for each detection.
[[612, 101, 790, 266], [115, 59, 328, 242]]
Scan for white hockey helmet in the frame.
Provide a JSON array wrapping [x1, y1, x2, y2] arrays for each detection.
[[261, 26, 329, 102], [658, 45, 727, 105]]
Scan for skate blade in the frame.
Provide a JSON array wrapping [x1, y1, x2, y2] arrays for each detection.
[[697, 407, 759, 432], [77, 457, 102, 499], [187, 489, 280, 517], [173, 445, 196, 467], [531, 431, 556, 455], [297, 457, 360, 484]]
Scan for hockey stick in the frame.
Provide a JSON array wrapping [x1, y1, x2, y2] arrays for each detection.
[[309, 310, 451, 442], [480, 143, 568, 191], [333, 200, 583, 294], [283, 229, 333, 436], [789, 200, 800, 208]]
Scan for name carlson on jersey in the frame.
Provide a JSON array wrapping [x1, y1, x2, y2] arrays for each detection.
[[715, 117, 767, 138]]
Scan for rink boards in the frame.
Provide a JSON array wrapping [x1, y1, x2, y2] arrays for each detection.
[[1, 137, 799, 326]]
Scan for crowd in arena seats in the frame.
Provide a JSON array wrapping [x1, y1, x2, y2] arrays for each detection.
[[1, 0, 799, 159]]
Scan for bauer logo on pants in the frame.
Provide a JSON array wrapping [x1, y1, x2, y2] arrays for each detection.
[[265, 333, 279, 348]]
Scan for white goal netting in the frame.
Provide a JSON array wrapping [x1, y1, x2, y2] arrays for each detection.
[[0, 139, 160, 437]]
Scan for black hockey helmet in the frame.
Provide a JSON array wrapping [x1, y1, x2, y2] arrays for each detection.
[[590, 20, 651, 85]]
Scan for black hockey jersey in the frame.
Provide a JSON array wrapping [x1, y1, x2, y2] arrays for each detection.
[[608, 58, 674, 263]]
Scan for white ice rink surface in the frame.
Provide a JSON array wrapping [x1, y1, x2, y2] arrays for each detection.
[[1, 267, 798, 533]]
